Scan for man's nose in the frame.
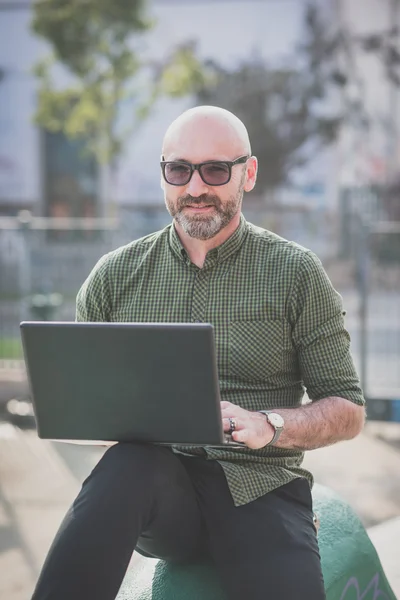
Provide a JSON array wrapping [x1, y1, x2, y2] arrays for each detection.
[[185, 169, 209, 197]]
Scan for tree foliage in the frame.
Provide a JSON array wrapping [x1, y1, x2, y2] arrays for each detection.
[[31, 0, 208, 166], [300, 4, 400, 131], [197, 59, 339, 194], [197, 3, 400, 194]]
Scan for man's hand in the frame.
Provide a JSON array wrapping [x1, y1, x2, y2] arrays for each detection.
[[222, 397, 365, 452], [221, 401, 274, 449]]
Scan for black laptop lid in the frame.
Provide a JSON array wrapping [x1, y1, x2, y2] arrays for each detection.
[[20, 322, 224, 445]]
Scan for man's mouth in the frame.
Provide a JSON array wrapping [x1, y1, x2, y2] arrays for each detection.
[[185, 204, 214, 210]]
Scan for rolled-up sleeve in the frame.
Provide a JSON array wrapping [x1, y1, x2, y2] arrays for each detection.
[[75, 254, 112, 322], [291, 250, 365, 405]]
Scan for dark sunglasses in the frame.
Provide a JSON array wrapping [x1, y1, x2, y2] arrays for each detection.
[[160, 155, 249, 186]]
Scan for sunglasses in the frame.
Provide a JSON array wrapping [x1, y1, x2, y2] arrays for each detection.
[[160, 155, 249, 187]]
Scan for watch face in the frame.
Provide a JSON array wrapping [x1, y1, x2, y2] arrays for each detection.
[[269, 413, 284, 428]]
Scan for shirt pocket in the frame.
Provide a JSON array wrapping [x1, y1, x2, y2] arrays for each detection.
[[229, 320, 288, 381]]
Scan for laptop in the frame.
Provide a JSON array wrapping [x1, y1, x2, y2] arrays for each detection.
[[20, 321, 245, 448]]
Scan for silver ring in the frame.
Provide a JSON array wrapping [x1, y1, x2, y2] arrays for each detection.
[[228, 418, 237, 434]]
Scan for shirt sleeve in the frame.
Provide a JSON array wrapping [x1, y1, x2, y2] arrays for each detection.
[[75, 254, 112, 322], [290, 250, 365, 405]]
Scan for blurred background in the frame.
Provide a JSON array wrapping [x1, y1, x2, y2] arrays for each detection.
[[0, 0, 399, 598]]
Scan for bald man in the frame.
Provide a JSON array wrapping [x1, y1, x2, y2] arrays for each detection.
[[31, 106, 365, 600]]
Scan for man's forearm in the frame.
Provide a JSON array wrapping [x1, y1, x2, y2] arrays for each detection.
[[273, 397, 365, 451]]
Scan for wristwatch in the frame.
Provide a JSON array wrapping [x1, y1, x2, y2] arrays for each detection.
[[258, 411, 284, 446]]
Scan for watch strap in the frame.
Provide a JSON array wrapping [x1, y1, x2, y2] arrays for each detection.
[[258, 410, 283, 446]]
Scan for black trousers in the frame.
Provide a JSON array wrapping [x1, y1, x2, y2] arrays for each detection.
[[31, 443, 326, 600]]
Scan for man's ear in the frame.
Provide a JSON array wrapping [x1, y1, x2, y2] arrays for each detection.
[[243, 156, 258, 193]]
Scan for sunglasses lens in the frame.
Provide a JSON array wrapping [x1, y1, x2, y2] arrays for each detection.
[[200, 163, 230, 185], [163, 161, 232, 186], [164, 163, 191, 185]]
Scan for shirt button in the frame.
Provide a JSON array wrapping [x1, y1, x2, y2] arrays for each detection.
[[194, 319, 202, 323]]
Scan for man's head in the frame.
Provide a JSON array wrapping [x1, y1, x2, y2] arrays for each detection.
[[161, 106, 257, 240]]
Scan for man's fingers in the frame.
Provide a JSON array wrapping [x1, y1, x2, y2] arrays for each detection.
[[221, 404, 243, 418], [220, 401, 232, 408], [232, 429, 249, 443], [222, 417, 241, 431]]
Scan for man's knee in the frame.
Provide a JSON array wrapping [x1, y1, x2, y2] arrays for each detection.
[[94, 442, 178, 488]]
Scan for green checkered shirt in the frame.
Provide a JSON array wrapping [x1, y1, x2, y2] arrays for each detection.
[[76, 215, 364, 506]]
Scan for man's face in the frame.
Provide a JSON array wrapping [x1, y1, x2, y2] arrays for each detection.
[[161, 117, 256, 240], [163, 163, 247, 241]]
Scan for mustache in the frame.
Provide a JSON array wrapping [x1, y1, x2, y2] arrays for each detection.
[[177, 194, 221, 208]]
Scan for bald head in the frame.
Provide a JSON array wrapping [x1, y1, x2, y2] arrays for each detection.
[[162, 106, 251, 160], [161, 106, 258, 241]]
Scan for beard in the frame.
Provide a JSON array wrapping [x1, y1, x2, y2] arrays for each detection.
[[165, 187, 244, 240]]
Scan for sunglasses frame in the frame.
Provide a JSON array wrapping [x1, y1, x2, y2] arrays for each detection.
[[160, 155, 249, 187]]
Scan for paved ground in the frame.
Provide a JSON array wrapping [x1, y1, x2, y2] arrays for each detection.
[[0, 417, 399, 600]]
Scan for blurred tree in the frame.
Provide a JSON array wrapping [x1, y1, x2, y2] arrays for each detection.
[[301, 2, 400, 263], [299, 2, 400, 162], [32, 0, 209, 213], [298, 4, 400, 134], [197, 58, 340, 195], [196, 3, 400, 196]]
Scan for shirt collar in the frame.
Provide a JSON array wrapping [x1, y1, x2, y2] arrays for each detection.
[[168, 214, 248, 267]]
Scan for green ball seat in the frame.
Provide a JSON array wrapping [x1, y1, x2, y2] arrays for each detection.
[[117, 484, 396, 600]]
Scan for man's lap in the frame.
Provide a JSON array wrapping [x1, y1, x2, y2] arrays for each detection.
[[130, 448, 324, 597]]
